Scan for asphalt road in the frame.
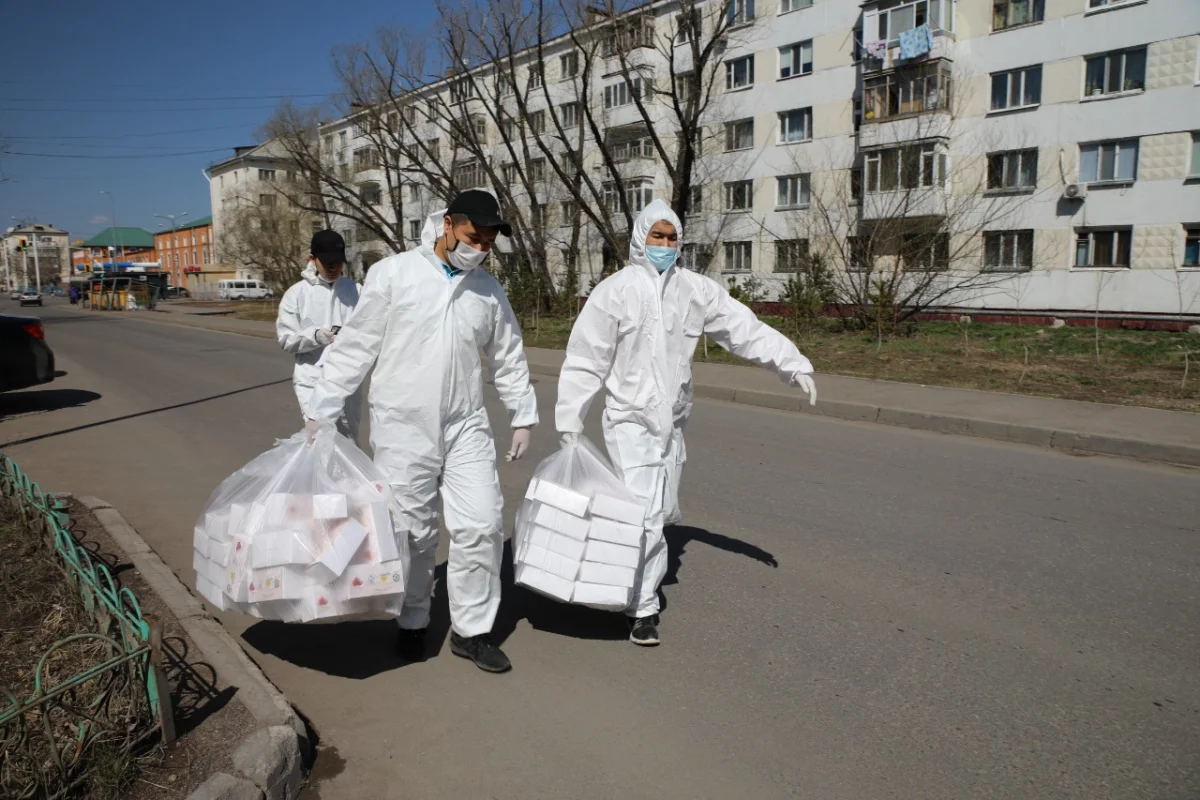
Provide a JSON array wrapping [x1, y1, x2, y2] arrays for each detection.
[[3, 300, 1198, 800]]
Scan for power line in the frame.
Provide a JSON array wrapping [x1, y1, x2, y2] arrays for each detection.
[[0, 103, 292, 113], [3, 123, 252, 140], [0, 92, 327, 103], [2, 148, 232, 160]]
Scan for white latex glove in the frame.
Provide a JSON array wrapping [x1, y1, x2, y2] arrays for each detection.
[[560, 433, 580, 449], [305, 419, 323, 442], [315, 328, 336, 346], [506, 427, 532, 462], [792, 372, 817, 406]]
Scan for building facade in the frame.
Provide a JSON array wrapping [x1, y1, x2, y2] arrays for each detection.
[[314, 0, 1199, 316], [71, 227, 157, 275], [2, 224, 71, 288], [154, 215, 214, 288]]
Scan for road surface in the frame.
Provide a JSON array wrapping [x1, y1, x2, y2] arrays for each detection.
[[3, 300, 1197, 800]]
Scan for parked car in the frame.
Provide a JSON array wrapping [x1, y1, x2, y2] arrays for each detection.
[[10, 287, 26, 301], [217, 279, 273, 301], [163, 286, 191, 299], [0, 313, 55, 392], [19, 289, 43, 307]]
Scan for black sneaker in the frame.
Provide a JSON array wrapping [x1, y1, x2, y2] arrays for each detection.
[[449, 632, 512, 673], [629, 615, 660, 646], [396, 627, 427, 662]]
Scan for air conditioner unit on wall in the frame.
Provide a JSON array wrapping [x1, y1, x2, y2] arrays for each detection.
[[1063, 183, 1088, 200]]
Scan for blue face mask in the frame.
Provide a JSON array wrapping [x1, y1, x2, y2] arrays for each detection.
[[645, 245, 679, 273]]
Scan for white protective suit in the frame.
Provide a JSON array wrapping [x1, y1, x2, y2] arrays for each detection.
[[276, 263, 363, 439], [556, 200, 814, 618], [306, 210, 538, 638]]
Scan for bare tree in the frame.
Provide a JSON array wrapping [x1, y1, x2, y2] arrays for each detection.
[[218, 190, 315, 294]]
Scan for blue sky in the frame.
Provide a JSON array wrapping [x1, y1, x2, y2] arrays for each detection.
[[0, 0, 435, 242]]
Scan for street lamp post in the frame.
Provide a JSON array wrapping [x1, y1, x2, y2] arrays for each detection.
[[101, 190, 121, 266], [11, 217, 41, 293], [154, 211, 188, 288]]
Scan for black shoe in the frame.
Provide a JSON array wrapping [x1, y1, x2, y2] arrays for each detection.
[[629, 615, 660, 647], [449, 632, 512, 673], [396, 627, 427, 662]]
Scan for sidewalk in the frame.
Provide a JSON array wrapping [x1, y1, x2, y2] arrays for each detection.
[[127, 307, 1200, 467]]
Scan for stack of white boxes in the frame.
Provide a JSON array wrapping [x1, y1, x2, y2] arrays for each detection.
[[515, 478, 647, 611], [192, 484, 408, 623]]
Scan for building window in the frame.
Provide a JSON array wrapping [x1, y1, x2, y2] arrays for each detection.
[[778, 40, 813, 79], [560, 52, 579, 79], [724, 180, 753, 211], [427, 139, 440, 160], [527, 110, 546, 135], [528, 69, 543, 90], [901, 232, 950, 271], [602, 179, 653, 213], [1075, 228, 1132, 268], [353, 147, 378, 171], [987, 149, 1038, 192], [776, 174, 811, 209], [259, 194, 277, 208], [560, 102, 579, 128], [993, 0, 1043, 30], [529, 157, 547, 181], [984, 230, 1034, 271], [778, 108, 813, 143], [682, 243, 713, 272], [560, 200, 577, 222], [360, 183, 382, 205], [684, 185, 704, 215], [609, 136, 653, 162], [724, 241, 752, 272], [990, 65, 1042, 111], [727, 0, 755, 26], [1085, 48, 1147, 98], [408, 220, 421, 241], [1184, 227, 1200, 267], [450, 77, 476, 104], [202, 247, 210, 264], [726, 56, 754, 90], [1080, 139, 1138, 183], [864, 144, 947, 192], [864, 61, 953, 121], [1088, 0, 1136, 7], [453, 160, 485, 188], [409, 184, 421, 203], [775, 239, 810, 273], [878, 0, 947, 42], [676, 9, 698, 43], [603, 78, 642, 109], [258, 169, 276, 182], [501, 162, 519, 184], [530, 203, 548, 228], [725, 118, 754, 151], [780, 0, 813, 12]]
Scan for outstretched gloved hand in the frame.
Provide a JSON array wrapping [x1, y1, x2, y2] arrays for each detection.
[[560, 433, 580, 449], [792, 372, 817, 406], [506, 427, 532, 462], [315, 328, 336, 346]]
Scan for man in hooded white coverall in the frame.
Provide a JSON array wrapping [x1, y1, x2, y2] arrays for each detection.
[[276, 229, 362, 441], [305, 190, 536, 673], [556, 200, 817, 646]]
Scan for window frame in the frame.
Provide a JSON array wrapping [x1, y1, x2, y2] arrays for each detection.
[[727, 0, 755, 27], [560, 101, 579, 128], [559, 52, 579, 80], [723, 240, 753, 272], [863, 143, 947, 193], [1074, 227, 1133, 268], [725, 118, 755, 152], [983, 229, 1034, 272], [986, 148, 1039, 193], [603, 78, 642, 109], [724, 180, 754, 212], [992, 0, 1045, 31], [1079, 139, 1139, 185], [778, 40, 813, 80], [1190, 132, 1200, 178], [774, 239, 811, 273], [1083, 47, 1147, 99], [990, 65, 1043, 112], [778, 108, 813, 144], [863, 61, 953, 122], [779, 0, 813, 13], [776, 173, 811, 209], [725, 55, 755, 91], [1181, 226, 1200, 268]]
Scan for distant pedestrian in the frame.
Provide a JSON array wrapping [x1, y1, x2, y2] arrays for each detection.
[[276, 230, 363, 442], [68, 286, 79, 305]]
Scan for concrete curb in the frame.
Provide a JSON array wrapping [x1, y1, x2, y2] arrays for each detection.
[[77, 497, 308, 800], [111, 307, 1200, 468], [528, 362, 1200, 468]]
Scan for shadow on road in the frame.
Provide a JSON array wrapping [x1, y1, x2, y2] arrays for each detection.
[[0, 388, 101, 420], [241, 619, 409, 680], [0, 378, 290, 448]]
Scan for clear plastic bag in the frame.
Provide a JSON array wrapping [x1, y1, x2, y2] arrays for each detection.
[[192, 428, 410, 623], [514, 436, 647, 611]]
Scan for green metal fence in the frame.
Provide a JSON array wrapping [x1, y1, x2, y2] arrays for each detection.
[[0, 456, 173, 799]]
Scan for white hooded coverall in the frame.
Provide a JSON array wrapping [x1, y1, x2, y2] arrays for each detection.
[[276, 263, 363, 439], [556, 200, 813, 618], [306, 210, 538, 638]]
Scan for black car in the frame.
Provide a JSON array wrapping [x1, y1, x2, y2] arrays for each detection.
[[0, 313, 55, 392]]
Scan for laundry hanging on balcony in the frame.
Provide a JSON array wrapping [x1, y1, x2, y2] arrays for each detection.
[[865, 40, 888, 59], [898, 23, 933, 60]]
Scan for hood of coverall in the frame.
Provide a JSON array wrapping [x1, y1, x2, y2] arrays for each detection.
[[628, 199, 683, 271], [421, 208, 450, 249], [301, 261, 321, 285]]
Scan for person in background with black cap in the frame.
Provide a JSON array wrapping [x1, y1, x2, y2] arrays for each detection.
[[276, 229, 363, 440], [304, 190, 537, 673]]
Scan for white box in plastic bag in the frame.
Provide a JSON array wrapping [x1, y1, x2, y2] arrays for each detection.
[[588, 517, 644, 548], [590, 493, 646, 526], [532, 503, 591, 541], [578, 561, 636, 588], [359, 500, 401, 563], [196, 575, 237, 611], [250, 530, 317, 569], [343, 561, 406, 599], [193, 526, 210, 558], [526, 526, 587, 562], [210, 539, 233, 567], [521, 544, 580, 581], [248, 567, 306, 602], [572, 582, 631, 609], [205, 509, 231, 542], [313, 494, 349, 519], [516, 564, 574, 602], [584, 539, 642, 569], [310, 518, 368, 583], [528, 479, 591, 517]]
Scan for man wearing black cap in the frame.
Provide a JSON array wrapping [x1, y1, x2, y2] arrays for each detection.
[[304, 190, 537, 673], [277, 229, 362, 439]]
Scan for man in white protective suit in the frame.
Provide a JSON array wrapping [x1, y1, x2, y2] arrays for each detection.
[[276, 229, 362, 441], [556, 200, 817, 646], [305, 190, 537, 673]]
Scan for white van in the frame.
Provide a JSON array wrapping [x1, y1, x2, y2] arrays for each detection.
[[218, 280, 274, 301]]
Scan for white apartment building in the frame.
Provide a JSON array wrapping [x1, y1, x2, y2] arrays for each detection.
[[1, 224, 71, 289], [318, 0, 1200, 317]]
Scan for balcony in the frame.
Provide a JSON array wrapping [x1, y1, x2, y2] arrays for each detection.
[[860, 0, 956, 74]]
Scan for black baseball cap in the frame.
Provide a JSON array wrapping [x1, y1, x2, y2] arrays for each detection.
[[310, 229, 346, 267], [447, 190, 512, 237]]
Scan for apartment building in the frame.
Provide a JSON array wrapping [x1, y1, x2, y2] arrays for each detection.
[[318, 0, 1200, 317], [2, 224, 71, 287], [153, 215, 214, 288]]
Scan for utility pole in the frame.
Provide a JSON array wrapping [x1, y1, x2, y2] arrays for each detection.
[[154, 211, 188, 287], [1, 238, 10, 292], [101, 190, 122, 263]]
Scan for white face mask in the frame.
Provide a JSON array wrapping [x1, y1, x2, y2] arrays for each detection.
[[446, 235, 489, 271]]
